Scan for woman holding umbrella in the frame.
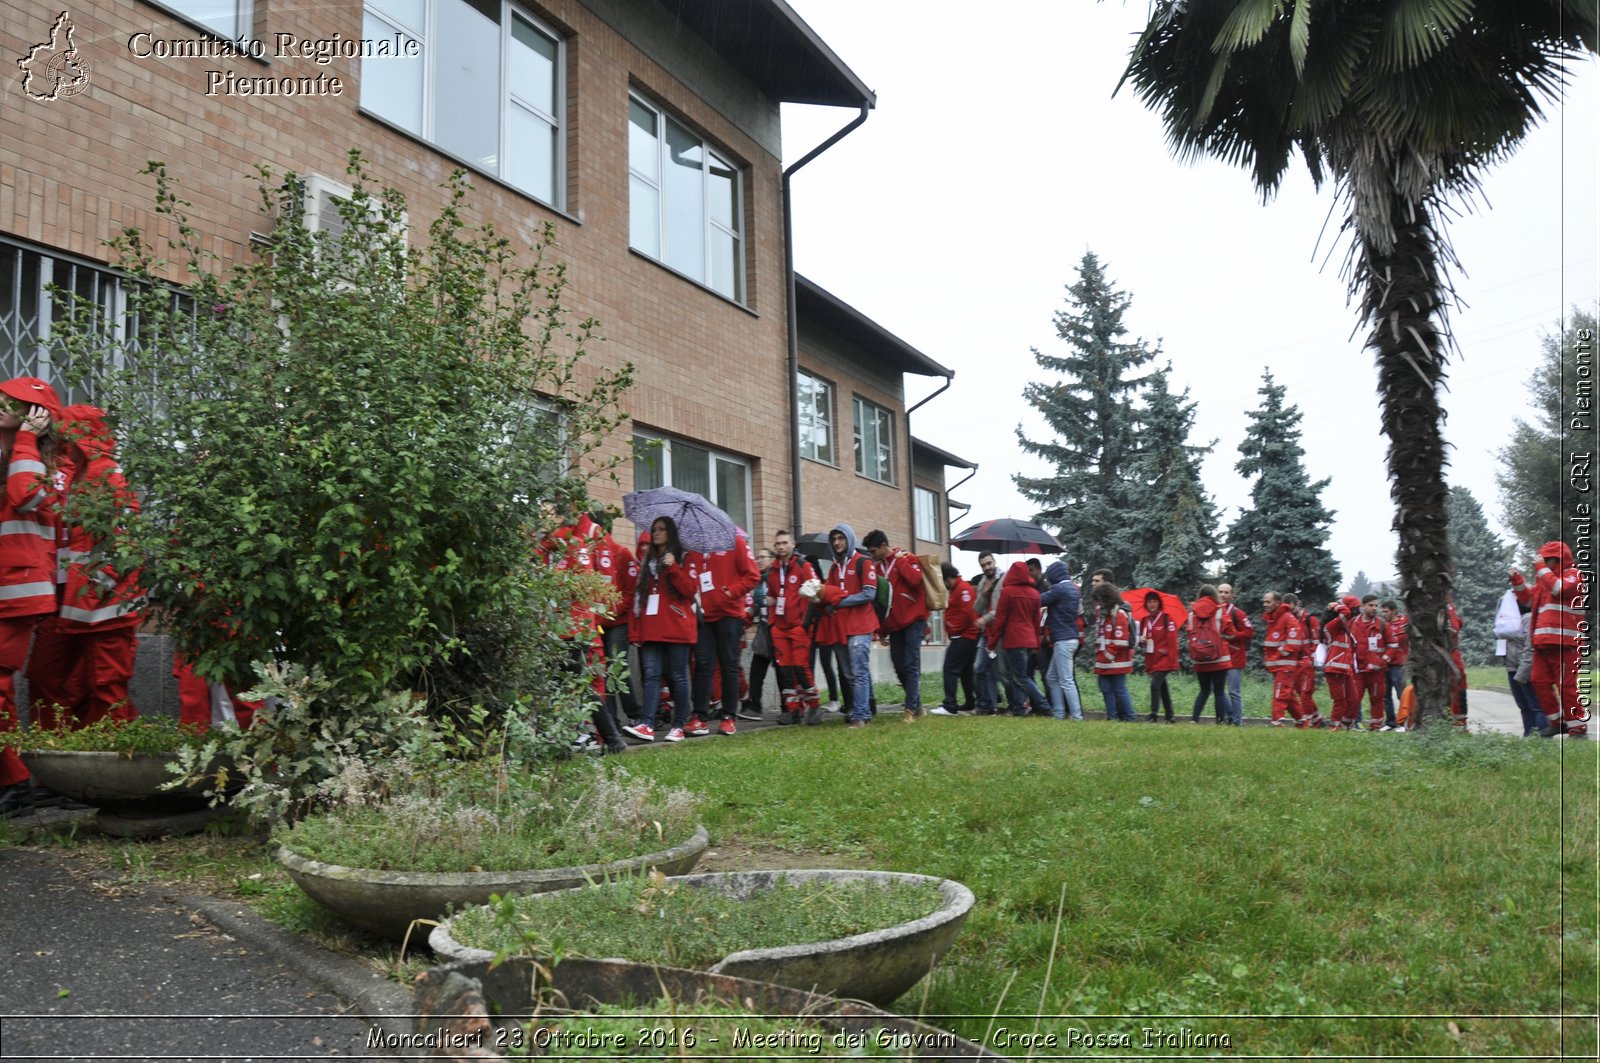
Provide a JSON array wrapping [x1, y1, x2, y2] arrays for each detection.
[[623, 516, 698, 743], [1136, 591, 1181, 723]]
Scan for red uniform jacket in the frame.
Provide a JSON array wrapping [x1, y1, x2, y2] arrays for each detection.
[[944, 577, 979, 640], [0, 428, 59, 620], [1385, 613, 1408, 665], [1094, 603, 1135, 675], [764, 555, 817, 631], [57, 414, 144, 629], [1223, 603, 1254, 668], [631, 549, 698, 644], [986, 562, 1042, 651], [1322, 605, 1357, 675], [816, 553, 879, 643], [1262, 605, 1305, 672], [1349, 614, 1390, 672], [1514, 541, 1586, 650], [874, 549, 928, 633], [1137, 611, 1179, 674], [594, 535, 637, 631], [1186, 597, 1236, 674], [683, 534, 760, 623], [545, 516, 609, 643]]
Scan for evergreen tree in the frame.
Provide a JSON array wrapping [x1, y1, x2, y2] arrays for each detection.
[[1446, 485, 1514, 666], [1016, 251, 1157, 585], [1224, 372, 1341, 605], [1496, 309, 1597, 555], [1129, 368, 1220, 593], [1346, 571, 1375, 599]]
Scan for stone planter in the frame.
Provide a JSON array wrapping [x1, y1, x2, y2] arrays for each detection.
[[19, 750, 210, 811], [274, 824, 709, 939], [412, 956, 1007, 1061], [431, 869, 974, 1006]]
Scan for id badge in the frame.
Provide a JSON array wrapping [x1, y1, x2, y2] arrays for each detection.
[[699, 571, 714, 594], [646, 593, 660, 616], [776, 595, 786, 617], [1368, 635, 1379, 650]]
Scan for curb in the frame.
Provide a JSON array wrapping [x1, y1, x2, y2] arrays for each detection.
[[188, 894, 416, 1043]]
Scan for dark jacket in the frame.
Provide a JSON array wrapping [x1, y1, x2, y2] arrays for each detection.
[[1040, 561, 1081, 643]]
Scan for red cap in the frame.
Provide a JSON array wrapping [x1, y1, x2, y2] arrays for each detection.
[[0, 377, 63, 421]]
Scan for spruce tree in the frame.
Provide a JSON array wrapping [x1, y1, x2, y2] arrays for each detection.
[[1224, 372, 1341, 605], [1346, 571, 1375, 599], [1496, 309, 1597, 555], [1446, 485, 1514, 665], [1129, 369, 1220, 593], [1015, 251, 1156, 585]]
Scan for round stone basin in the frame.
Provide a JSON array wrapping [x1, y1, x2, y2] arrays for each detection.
[[19, 750, 211, 810], [430, 868, 974, 1006], [274, 824, 709, 940]]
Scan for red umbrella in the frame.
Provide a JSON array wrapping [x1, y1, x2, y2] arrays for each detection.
[[1123, 587, 1187, 625]]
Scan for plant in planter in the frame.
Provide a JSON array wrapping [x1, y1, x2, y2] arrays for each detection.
[[432, 868, 975, 1006], [50, 152, 635, 814], [19, 716, 222, 809]]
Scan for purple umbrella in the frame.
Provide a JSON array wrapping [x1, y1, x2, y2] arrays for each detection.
[[623, 486, 739, 554], [950, 517, 1064, 555]]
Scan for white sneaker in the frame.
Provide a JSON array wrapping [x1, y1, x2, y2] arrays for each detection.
[[1378, 724, 1395, 732], [929, 707, 954, 716], [664, 727, 686, 743], [823, 701, 841, 713]]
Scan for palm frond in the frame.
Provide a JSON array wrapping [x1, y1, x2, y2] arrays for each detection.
[[1211, 0, 1287, 53]]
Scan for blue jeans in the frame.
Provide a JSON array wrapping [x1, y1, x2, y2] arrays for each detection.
[[1046, 638, 1082, 719], [1226, 667, 1244, 725], [638, 642, 692, 730], [975, 644, 998, 711], [942, 636, 977, 709], [1384, 664, 1405, 724], [1508, 671, 1545, 736], [1004, 647, 1048, 714], [847, 634, 873, 722], [1099, 673, 1136, 721], [889, 618, 926, 710]]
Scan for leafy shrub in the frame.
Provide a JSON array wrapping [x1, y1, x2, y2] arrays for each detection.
[[21, 715, 210, 755]]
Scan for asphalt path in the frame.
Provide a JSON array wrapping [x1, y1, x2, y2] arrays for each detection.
[[0, 848, 388, 1062]]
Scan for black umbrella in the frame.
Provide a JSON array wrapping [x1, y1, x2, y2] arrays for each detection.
[[795, 532, 868, 566], [950, 517, 1064, 555]]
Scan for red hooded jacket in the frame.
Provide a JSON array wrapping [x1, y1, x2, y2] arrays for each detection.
[[1186, 597, 1236, 673], [631, 537, 698, 644], [1262, 604, 1305, 672], [944, 576, 979, 640], [764, 553, 817, 631], [683, 534, 760, 623], [56, 406, 144, 629], [0, 426, 59, 620], [874, 548, 928, 633], [1513, 541, 1585, 650], [1321, 598, 1359, 675], [986, 562, 1041, 650], [1137, 610, 1179, 674]]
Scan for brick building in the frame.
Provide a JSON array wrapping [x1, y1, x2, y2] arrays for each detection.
[[3, 0, 968, 552]]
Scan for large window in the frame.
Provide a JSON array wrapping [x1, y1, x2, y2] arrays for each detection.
[[633, 431, 750, 532], [152, 0, 251, 41], [0, 237, 129, 404], [853, 397, 895, 484], [628, 94, 744, 302], [798, 371, 834, 464], [915, 487, 940, 543], [361, 0, 563, 206]]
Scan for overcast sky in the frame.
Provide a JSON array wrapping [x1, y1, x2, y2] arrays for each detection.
[[779, 1, 1599, 587]]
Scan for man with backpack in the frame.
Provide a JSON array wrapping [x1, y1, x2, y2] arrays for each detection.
[[1187, 585, 1236, 723], [863, 529, 928, 720], [1216, 583, 1254, 726], [816, 524, 880, 728]]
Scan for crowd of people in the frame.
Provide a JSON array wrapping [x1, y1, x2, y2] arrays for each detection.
[[550, 521, 1591, 748]]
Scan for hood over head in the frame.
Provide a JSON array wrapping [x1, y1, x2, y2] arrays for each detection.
[[0, 376, 62, 421], [830, 523, 859, 558], [1045, 561, 1071, 585], [1540, 540, 1575, 569], [1341, 595, 1361, 611], [58, 404, 116, 456], [1190, 596, 1218, 619], [1003, 560, 1035, 587]]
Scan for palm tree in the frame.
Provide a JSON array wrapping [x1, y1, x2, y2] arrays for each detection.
[[1119, 1, 1595, 726]]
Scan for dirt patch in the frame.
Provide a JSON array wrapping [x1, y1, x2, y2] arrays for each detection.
[[694, 834, 874, 874]]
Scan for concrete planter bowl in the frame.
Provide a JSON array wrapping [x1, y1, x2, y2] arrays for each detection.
[[430, 869, 975, 1007], [19, 750, 210, 810], [273, 824, 709, 940], [413, 956, 1008, 1061]]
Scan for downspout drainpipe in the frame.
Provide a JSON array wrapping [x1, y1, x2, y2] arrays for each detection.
[[944, 465, 977, 561], [785, 102, 870, 536], [905, 373, 952, 549]]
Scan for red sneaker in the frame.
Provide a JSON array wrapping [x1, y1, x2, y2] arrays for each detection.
[[686, 717, 711, 737], [718, 718, 737, 736]]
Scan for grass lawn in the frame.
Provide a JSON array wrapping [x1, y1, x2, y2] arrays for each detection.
[[622, 718, 1598, 1059]]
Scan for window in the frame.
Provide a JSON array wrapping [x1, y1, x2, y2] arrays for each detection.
[[153, 0, 251, 41], [0, 237, 130, 404], [915, 487, 940, 543], [853, 397, 895, 484], [633, 431, 750, 531], [628, 94, 744, 301], [361, 0, 563, 206], [797, 371, 834, 464]]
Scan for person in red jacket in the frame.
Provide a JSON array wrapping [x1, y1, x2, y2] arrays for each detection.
[[763, 530, 820, 726], [1380, 599, 1408, 728], [1216, 583, 1254, 726], [26, 406, 144, 731], [1283, 593, 1324, 727], [987, 561, 1049, 716], [1322, 596, 1361, 729], [1348, 594, 1392, 731], [1187, 585, 1236, 724], [1261, 591, 1308, 726], [1137, 591, 1179, 723], [935, 563, 978, 715], [545, 513, 627, 755], [586, 511, 638, 735], [624, 517, 698, 743], [815, 523, 879, 727], [1512, 541, 1588, 738], [863, 529, 928, 719], [684, 532, 760, 737], [0, 378, 65, 816], [1089, 582, 1136, 721]]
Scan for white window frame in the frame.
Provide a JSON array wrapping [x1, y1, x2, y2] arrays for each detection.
[[853, 396, 896, 485], [360, 0, 565, 208], [798, 370, 834, 465], [632, 429, 751, 532], [145, 0, 253, 43], [628, 92, 745, 303], [915, 486, 940, 543]]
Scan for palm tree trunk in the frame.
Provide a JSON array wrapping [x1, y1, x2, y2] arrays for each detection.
[[1363, 195, 1455, 729]]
